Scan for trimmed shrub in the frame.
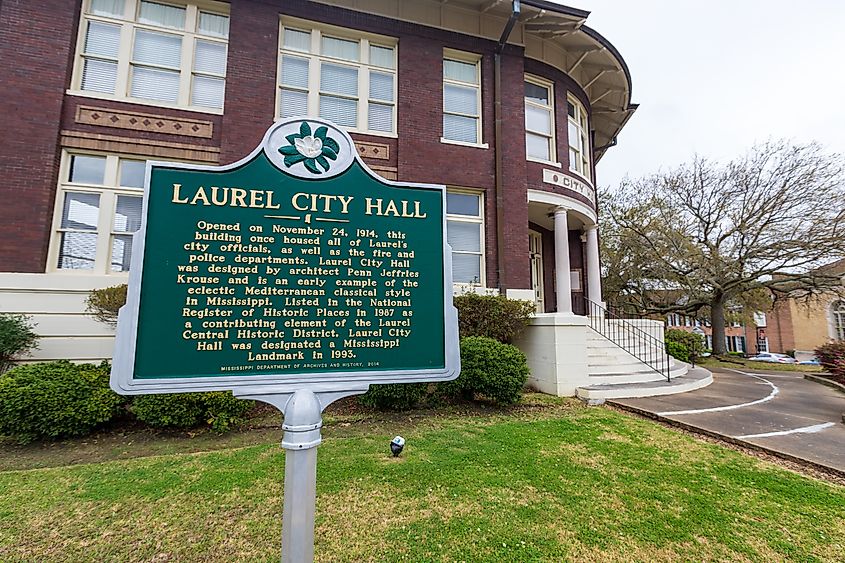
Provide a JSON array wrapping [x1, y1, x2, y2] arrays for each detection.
[[665, 328, 704, 361], [85, 284, 127, 325], [664, 329, 704, 350], [131, 393, 204, 428], [439, 336, 529, 405], [0, 314, 39, 373], [453, 294, 535, 343], [815, 342, 845, 382], [202, 391, 255, 433], [666, 341, 690, 363], [358, 383, 428, 411], [131, 391, 254, 432], [0, 361, 123, 443]]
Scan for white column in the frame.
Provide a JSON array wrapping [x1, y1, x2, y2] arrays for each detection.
[[585, 224, 602, 306], [554, 207, 572, 314]]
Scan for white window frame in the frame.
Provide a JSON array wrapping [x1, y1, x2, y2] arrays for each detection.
[[446, 189, 486, 287], [567, 94, 591, 181], [524, 75, 558, 165], [832, 300, 845, 341], [276, 18, 398, 137], [441, 49, 487, 149], [69, 0, 230, 113], [48, 151, 152, 275]]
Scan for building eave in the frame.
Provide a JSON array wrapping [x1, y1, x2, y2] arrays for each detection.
[[309, 0, 637, 160]]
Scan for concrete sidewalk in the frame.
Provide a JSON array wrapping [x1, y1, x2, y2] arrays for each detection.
[[610, 368, 845, 475]]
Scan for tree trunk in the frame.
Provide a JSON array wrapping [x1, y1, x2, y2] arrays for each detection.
[[710, 294, 727, 355]]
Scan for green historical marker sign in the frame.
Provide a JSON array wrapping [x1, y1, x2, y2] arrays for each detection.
[[111, 118, 460, 395]]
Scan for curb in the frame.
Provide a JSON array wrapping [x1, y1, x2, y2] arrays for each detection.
[[804, 373, 845, 394], [608, 400, 845, 479]]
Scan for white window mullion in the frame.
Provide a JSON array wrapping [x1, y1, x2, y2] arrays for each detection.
[[307, 54, 320, 116], [311, 29, 321, 55], [358, 59, 368, 133], [185, 4, 198, 33], [122, 0, 136, 20], [177, 31, 194, 106], [104, 154, 120, 185], [115, 23, 133, 96], [181, 4, 197, 106], [91, 156, 120, 271], [93, 190, 116, 271]]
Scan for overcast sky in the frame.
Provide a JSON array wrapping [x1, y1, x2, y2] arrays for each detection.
[[563, 1, 845, 190]]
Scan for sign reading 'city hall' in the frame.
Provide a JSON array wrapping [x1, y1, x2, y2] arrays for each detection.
[[111, 118, 459, 395]]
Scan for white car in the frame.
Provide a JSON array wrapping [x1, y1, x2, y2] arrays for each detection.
[[747, 352, 797, 364]]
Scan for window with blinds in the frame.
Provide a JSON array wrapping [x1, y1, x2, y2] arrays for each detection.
[[74, 0, 229, 111], [51, 152, 150, 274], [567, 95, 591, 180], [278, 20, 397, 135], [442, 52, 482, 145], [524, 76, 556, 163], [446, 191, 485, 285]]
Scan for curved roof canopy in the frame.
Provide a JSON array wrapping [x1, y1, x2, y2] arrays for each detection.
[[313, 0, 638, 161]]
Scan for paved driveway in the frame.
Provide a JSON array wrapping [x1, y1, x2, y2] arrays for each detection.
[[611, 368, 845, 474]]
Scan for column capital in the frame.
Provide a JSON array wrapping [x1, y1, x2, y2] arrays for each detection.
[[584, 223, 599, 232], [553, 205, 569, 216]]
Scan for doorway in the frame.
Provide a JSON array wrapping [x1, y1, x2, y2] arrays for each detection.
[[529, 230, 545, 313]]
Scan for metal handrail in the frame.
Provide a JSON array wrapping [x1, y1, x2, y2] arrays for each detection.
[[576, 296, 671, 382]]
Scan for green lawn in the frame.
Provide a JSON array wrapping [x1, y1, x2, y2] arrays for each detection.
[[699, 356, 824, 373], [1, 395, 843, 562]]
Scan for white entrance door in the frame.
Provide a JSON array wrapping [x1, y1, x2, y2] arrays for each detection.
[[529, 230, 545, 313]]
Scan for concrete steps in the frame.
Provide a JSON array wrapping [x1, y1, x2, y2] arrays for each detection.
[[581, 326, 711, 399], [577, 367, 714, 401]]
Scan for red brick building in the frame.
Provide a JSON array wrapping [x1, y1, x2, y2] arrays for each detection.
[[1, 1, 659, 398], [664, 313, 766, 356]]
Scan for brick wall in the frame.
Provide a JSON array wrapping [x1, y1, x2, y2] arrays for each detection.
[[0, 0, 78, 272], [0, 0, 604, 292]]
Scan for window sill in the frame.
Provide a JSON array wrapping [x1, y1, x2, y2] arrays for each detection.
[[440, 137, 489, 149], [46, 268, 130, 276], [528, 157, 561, 168], [66, 90, 224, 116]]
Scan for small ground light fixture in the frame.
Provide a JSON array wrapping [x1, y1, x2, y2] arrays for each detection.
[[390, 436, 405, 457]]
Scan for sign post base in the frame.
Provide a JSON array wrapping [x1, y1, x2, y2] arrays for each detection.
[[236, 385, 369, 563]]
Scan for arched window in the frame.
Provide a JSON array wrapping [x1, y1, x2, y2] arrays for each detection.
[[833, 300, 845, 341]]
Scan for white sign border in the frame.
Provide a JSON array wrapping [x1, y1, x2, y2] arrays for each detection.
[[111, 117, 460, 395]]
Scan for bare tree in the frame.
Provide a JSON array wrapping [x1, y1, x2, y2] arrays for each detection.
[[602, 140, 845, 355]]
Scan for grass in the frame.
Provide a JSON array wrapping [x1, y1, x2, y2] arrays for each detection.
[[699, 356, 824, 373], [1, 394, 844, 562]]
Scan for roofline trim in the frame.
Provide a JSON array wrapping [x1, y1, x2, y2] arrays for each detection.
[[518, 0, 590, 20]]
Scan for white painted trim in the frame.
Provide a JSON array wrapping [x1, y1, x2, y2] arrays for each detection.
[[442, 48, 484, 146], [735, 422, 835, 440], [657, 370, 778, 416], [111, 116, 461, 395], [277, 16, 399, 136], [527, 157, 561, 168], [70, 0, 229, 113], [524, 73, 556, 163], [439, 138, 489, 149], [526, 188, 597, 223]]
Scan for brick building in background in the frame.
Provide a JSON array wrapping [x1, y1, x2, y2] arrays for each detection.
[[765, 259, 845, 360], [664, 313, 767, 356], [1, 0, 708, 399]]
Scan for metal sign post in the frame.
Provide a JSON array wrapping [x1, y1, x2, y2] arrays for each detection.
[[111, 117, 460, 561]]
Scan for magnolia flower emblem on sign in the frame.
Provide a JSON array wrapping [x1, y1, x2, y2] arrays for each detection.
[[278, 121, 341, 175]]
